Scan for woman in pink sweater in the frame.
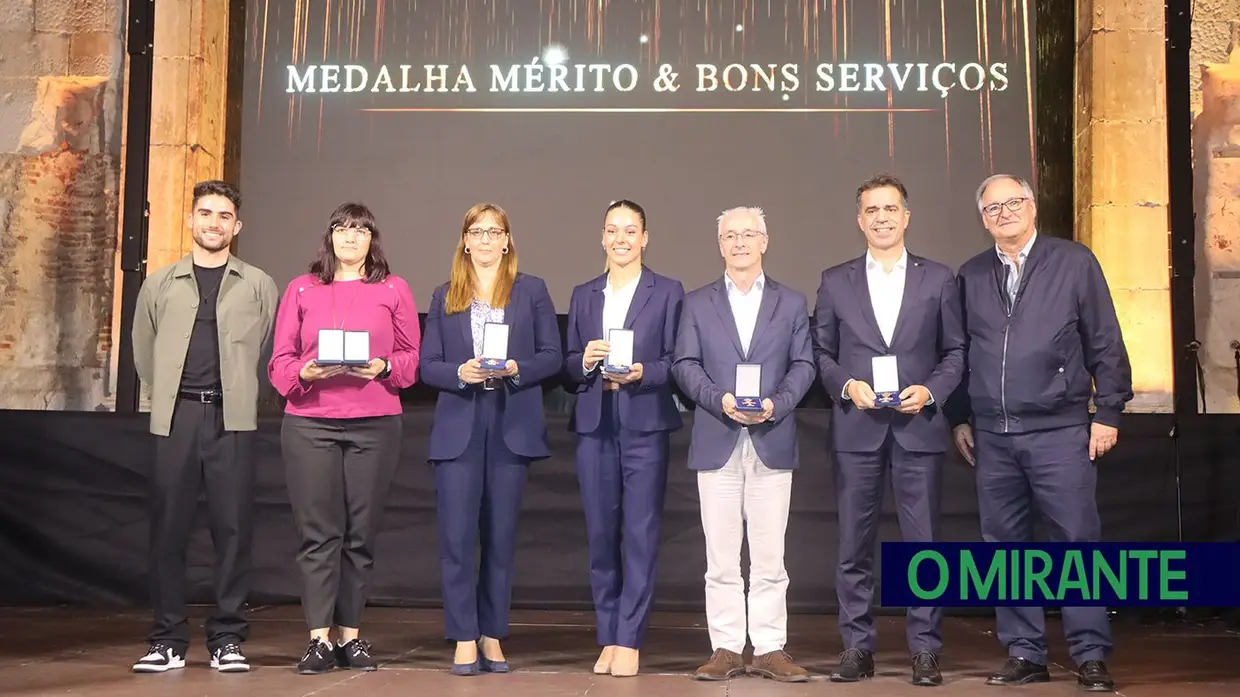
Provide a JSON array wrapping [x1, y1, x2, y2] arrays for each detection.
[[267, 202, 421, 675]]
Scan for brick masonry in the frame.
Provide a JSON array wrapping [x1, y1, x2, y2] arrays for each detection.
[[0, 0, 123, 410]]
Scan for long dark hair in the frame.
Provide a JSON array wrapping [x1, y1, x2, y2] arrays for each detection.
[[309, 202, 391, 283]]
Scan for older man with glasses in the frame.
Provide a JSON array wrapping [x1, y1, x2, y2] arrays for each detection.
[[945, 174, 1133, 693]]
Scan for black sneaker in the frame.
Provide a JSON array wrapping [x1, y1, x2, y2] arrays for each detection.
[[132, 642, 186, 673], [210, 642, 250, 673], [297, 638, 337, 675], [336, 639, 378, 671]]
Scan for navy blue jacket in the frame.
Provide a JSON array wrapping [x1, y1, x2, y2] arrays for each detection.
[[418, 273, 564, 462], [812, 253, 966, 454], [563, 266, 685, 434], [944, 235, 1133, 434]]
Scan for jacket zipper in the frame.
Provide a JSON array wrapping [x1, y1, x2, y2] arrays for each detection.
[[1000, 276, 1017, 433], [1001, 317, 1010, 433]]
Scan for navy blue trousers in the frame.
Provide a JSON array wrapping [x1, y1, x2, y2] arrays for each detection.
[[835, 433, 943, 655], [575, 392, 669, 648], [433, 390, 530, 642], [975, 424, 1113, 666]]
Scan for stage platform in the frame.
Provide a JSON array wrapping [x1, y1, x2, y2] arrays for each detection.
[[1, 407, 1238, 610], [1, 606, 1237, 695]]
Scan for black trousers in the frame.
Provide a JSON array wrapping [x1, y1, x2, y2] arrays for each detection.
[[148, 398, 256, 653], [281, 413, 403, 630]]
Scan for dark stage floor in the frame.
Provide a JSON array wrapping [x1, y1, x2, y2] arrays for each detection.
[[1, 606, 1237, 696]]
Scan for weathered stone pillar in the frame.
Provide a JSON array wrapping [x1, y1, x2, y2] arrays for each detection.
[[1193, 39, 1240, 413], [144, 0, 238, 271], [1074, 0, 1174, 412], [0, 0, 124, 410]]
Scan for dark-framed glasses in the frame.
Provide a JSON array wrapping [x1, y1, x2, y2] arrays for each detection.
[[982, 197, 1028, 217]]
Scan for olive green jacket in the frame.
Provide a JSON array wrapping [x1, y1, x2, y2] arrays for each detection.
[[131, 254, 280, 436]]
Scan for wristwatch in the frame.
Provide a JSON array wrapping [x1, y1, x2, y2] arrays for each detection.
[[377, 357, 391, 379]]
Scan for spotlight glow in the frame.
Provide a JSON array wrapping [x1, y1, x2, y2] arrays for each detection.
[[542, 44, 568, 65]]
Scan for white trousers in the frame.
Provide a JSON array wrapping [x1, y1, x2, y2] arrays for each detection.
[[696, 431, 794, 655]]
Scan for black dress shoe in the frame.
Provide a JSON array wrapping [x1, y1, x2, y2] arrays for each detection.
[[829, 648, 875, 682], [1077, 660, 1115, 692], [911, 651, 943, 686], [985, 657, 1050, 685]]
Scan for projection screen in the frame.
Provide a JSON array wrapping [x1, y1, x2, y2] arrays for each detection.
[[239, 0, 1037, 308]]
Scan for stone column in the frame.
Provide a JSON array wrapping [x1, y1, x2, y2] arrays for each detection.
[[144, 0, 237, 272], [1074, 0, 1174, 412], [0, 0, 125, 410], [1191, 3, 1240, 413], [1194, 37, 1240, 413]]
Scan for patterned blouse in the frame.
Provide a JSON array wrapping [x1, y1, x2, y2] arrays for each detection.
[[470, 298, 505, 356]]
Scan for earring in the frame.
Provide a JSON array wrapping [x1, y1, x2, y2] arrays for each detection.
[[502, 246, 509, 254], [464, 247, 470, 254]]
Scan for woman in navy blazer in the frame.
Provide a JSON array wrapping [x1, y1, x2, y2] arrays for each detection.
[[563, 200, 685, 677], [418, 202, 563, 675]]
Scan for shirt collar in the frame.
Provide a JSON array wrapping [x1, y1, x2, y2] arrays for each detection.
[[996, 230, 1038, 264], [173, 253, 242, 278], [603, 271, 641, 296], [725, 271, 765, 295], [865, 248, 908, 273]]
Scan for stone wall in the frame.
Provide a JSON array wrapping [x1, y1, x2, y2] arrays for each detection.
[[0, 0, 1208, 414], [1075, 0, 1174, 412], [1193, 0, 1240, 413], [0, 0, 124, 410]]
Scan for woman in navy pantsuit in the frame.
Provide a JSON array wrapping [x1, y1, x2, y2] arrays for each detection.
[[418, 203, 563, 675], [563, 200, 685, 677]]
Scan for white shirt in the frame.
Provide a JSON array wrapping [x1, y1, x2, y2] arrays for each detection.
[[602, 274, 640, 336], [866, 249, 907, 346], [584, 273, 640, 371], [843, 249, 933, 403], [725, 272, 765, 356]]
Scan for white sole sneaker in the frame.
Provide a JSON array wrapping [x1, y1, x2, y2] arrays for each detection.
[[132, 657, 186, 673], [211, 658, 251, 672]]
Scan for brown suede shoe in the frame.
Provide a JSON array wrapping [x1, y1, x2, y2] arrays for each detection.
[[750, 650, 811, 682], [693, 648, 746, 680]]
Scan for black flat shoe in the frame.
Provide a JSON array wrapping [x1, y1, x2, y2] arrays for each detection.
[[829, 648, 875, 682], [1077, 660, 1115, 692], [985, 657, 1050, 685], [911, 651, 943, 686]]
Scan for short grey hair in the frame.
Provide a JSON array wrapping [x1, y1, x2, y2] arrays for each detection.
[[716, 206, 768, 236], [975, 174, 1035, 212]]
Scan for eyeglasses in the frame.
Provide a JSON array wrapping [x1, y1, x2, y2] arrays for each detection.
[[467, 227, 507, 240], [332, 225, 371, 238], [719, 230, 765, 243], [981, 197, 1028, 217]]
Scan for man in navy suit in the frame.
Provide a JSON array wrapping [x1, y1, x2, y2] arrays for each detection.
[[671, 206, 816, 683], [811, 174, 966, 687], [946, 174, 1131, 693]]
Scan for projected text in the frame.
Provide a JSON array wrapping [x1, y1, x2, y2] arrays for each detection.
[[286, 61, 1010, 99]]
